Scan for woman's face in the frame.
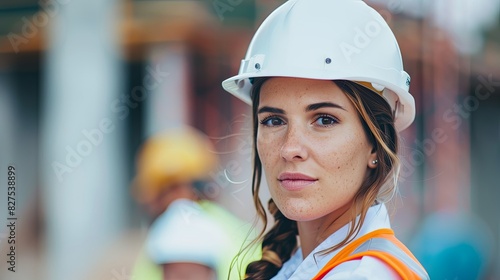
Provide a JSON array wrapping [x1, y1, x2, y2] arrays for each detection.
[[257, 77, 377, 222]]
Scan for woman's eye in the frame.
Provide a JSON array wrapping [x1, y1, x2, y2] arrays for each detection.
[[260, 117, 285, 127], [314, 115, 337, 126]]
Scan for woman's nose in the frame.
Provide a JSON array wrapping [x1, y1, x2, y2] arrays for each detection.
[[280, 126, 308, 162]]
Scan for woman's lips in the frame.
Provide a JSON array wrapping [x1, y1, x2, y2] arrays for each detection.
[[278, 172, 318, 191]]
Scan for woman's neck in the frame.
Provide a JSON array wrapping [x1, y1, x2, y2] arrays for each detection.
[[297, 201, 357, 259]]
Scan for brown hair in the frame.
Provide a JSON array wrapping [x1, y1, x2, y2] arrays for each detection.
[[239, 77, 399, 279]]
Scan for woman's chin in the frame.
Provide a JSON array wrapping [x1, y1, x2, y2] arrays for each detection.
[[275, 199, 322, 222]]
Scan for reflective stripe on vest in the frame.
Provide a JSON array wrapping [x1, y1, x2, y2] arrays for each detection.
[[352, 237, 429, 279], [312, 228, 429, 280]]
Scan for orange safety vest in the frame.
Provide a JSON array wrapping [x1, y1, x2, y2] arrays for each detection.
[[312, 228, 429, 280]]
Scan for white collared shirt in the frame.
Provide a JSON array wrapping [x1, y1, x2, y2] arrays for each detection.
[[271, 203, 401, 280]]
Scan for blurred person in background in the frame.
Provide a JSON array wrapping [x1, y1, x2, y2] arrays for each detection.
[[221, 0, 429, 279], [130, 126, 258, 280], [146, 198, 229, 280]]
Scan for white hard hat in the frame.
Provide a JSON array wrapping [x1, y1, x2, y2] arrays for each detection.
[[146, 199, 230, 269], [222, 0, 415, 131]]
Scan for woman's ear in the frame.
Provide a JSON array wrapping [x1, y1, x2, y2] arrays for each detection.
[[368, 151, 378, 169]]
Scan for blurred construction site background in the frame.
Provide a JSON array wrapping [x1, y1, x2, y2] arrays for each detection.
[[0, 0, 499, 279]]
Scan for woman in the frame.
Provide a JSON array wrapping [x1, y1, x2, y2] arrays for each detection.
[[222, 0, 429, 279]]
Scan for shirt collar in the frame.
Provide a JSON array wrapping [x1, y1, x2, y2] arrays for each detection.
[[272, 203, 391, 280]]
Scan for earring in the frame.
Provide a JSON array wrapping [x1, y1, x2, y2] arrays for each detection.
[[372, 159, 378, 164]]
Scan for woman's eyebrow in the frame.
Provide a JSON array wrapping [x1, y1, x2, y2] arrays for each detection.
[[305, 102, 346, 112], [257, 106, 286, 114]]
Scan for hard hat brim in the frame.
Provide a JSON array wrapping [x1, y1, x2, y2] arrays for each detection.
[[222, 72, 415, 131]]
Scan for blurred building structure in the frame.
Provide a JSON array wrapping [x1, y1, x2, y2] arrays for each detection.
[[0, 0, 499, 279]]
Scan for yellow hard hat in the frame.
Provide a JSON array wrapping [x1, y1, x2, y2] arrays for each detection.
[[132, 127, 218, 203]]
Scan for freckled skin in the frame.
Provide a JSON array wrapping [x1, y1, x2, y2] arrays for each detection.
[[257, 78, 375, 225]]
